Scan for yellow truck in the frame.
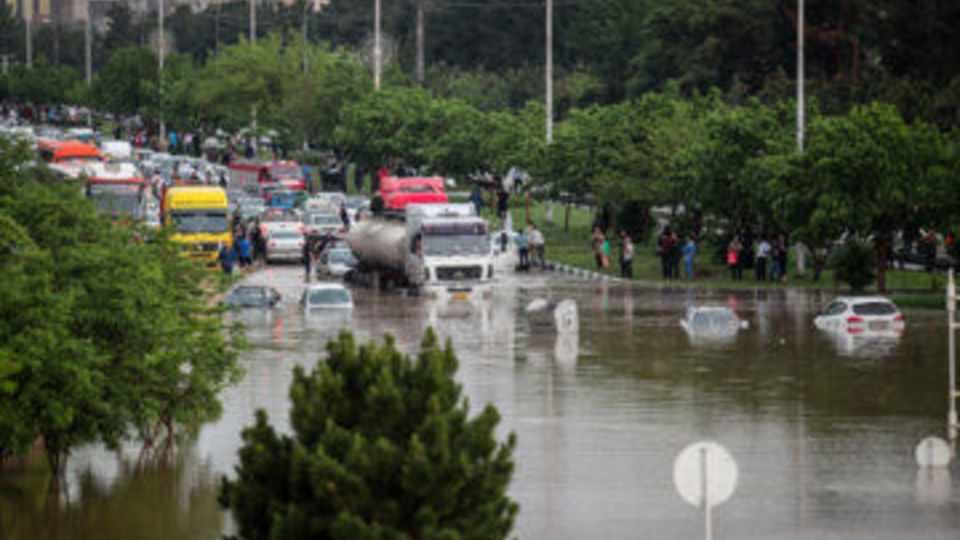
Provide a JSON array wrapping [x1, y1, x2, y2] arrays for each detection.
[[162, 185, 232, 264]]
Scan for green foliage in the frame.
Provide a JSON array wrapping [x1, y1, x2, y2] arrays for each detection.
[[221, 330, 517, 540], [830, 240, 876, 292], [0, 137, 243, 473]]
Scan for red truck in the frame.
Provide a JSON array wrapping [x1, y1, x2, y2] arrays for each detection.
[[379, 175, 448, 211], [228, 161, 307, 194]]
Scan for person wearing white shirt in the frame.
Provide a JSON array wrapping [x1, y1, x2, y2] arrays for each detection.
[[755, 238, 771, 281]]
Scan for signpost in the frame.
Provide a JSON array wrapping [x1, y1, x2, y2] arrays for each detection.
[[674, 441, 738, 540]]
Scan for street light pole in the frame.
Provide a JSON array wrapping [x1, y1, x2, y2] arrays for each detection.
[[158, 0, 166, 146], [415, 0, 424, 84], [85, 4, 92, 85], [250, 0, 257, 43], [374, 0, 382, 90], [796, 0, 805, 153], [25, 3, 33, 68], [545, 0, 553, 143]]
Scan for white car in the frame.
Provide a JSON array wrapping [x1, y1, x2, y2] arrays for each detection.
[[814, 296, 904, 335], [265, 228, 304, 263], [300, 283, 354, 310], [302, 211, 345, 238], [680, 306, 748, 344], [316, 247, 358, 278]]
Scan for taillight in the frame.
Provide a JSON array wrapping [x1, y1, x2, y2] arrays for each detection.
[[893, 314, 905, 332], [847, 316, 865, 334], [269, 241, 276, 248]]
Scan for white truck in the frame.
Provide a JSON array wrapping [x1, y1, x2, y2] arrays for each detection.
[[346, 203, 493, 300]]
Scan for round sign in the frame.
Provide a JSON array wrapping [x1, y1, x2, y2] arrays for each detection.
[[915, 436, 952, 468], [673, 441, 738, 509]]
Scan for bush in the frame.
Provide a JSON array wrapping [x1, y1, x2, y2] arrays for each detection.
[[220, 330, 518, 540], [830, 240, 876, 292]]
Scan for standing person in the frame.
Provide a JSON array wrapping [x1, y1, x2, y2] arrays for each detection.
[[658, 229, 671, 279], [339, 203, 350, 230], [755, 237, 771, 281], [302, 236, 314, 282], [682, 236, 697, 280], [237, 236, 252, 269], [620, 230, 635, 279], [668, 231, 681, 279], [769, 239, 781, 282], [529, 225, 545, 268], [516, 227, 530, 271], [602, 236, 612, 269], [469, 186, 485, 215], [217, 243, 237, 275], [727, 235, 743, 280], [169, 129, 178, 151], [777, 233, 789, 283], [251, 225, 265, 266], [497, 190, 509, 223], [591, 227, 606, 269]]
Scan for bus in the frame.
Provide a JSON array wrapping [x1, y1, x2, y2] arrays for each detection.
[[82, 162, 148, 220], [162, 186, 232, 264]]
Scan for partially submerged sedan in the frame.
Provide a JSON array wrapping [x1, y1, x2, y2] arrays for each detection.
[[300, 283, 354, 310], [814, 296, 904, 335], [222, 285, 282, 308], [680, 306, 748, 344]]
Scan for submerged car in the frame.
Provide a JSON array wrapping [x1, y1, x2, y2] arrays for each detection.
[[680, 306, 748, 344], [316, 247, 359, 278], [814, 296, 904, 335], [299, 283, 354, 310], [223, 285, 282, 308]]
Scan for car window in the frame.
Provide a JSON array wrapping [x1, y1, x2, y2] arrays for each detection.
[[852, 302, 897, 316], [825, 302, 847, 316], [271, 231, 301, 240], [307, 288, 350, 305]]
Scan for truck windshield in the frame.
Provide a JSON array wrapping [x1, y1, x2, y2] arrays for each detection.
[[422, 222, 489, 256], [88, 183, 144, 218], [268, 166, 304, 180], [170, 210, 229, 234]]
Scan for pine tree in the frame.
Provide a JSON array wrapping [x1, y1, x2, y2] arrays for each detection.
[[221, 330, 517, 540]]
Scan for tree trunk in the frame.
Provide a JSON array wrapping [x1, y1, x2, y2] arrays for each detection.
[[524, 188, 531, 226], [876, 232, 892, 293], [564, 201, 571, 232]]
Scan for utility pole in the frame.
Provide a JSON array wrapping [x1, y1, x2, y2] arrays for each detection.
[[301, 1, 309, 74], [250, 0, 257, 43], [25, 2, 33, 68], [415, 0, 424, 84], [948, 270, 958, 451], [374, 0, 382, 90], [85, 2, 92, 85], [215, 0, 222, 57], [796, 0, 805, 153], [545, 0, 553, 142], [158, 0, 166, 146]]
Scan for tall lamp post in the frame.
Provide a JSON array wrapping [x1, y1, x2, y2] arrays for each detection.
[[796, 0, 805, 153], [545, 0, 553, 143], [158, 0, 166, 146], [374, 0, 382, 90]]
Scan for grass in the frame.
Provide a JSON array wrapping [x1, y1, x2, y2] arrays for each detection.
[[487, 199, 948, 307]]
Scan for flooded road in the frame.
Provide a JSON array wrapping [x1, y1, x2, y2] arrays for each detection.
[[3, 266, 960, 539]]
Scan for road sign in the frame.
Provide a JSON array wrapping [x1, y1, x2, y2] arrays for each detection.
[[674, 441, 738, 508], [915, 436, 951, 468], [674, 441, 738, 540]]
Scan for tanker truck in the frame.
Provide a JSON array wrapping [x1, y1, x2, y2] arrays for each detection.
[[346, 203, 493, 300]]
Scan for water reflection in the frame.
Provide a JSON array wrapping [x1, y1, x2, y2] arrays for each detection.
[[1, 268, 957, 539]]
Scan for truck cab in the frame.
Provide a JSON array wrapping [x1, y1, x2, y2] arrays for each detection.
[[405, 204, 493, 300], [162, 186, 232, 265]]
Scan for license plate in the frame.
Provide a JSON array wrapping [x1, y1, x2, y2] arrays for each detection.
[[869, 321, 889, 330], [451, 293, 469, 300]]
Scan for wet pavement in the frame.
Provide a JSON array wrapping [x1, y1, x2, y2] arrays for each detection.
[[3, 265, 960, 539]]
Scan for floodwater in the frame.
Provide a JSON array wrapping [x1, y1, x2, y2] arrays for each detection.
[[3, 266, 960, 539]]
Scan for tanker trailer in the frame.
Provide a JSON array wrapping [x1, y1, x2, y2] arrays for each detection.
[[346, 219, 411, 289]]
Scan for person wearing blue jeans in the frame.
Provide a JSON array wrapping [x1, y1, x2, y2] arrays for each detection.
[[683, 236, 697, 280]]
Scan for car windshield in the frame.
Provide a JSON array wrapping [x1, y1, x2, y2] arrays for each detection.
[[691, 310, 739, 328], [401, 185, 436, 193], [231, 287, 266, 304], [422, 222, 489, 256], [170, 210, 229, 234], [310, 214, 341, 226], [57, 155, 101, 164], [263, 210, 297, 222], [853, 302, 898, 316], [329, 250, 357, 265], [271, 231, 301, 240], [307, 288, 350, 305]]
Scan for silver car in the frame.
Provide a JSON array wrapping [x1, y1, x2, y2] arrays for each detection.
[[316, 248, 359, 278], [265, 229, 304, 263]]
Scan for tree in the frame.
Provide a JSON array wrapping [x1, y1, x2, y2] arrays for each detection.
[[221, 330, 517, 540], [0, 138, 243, 475], [103, 2, 137, 55], [802, 103, 956, 292], [91, 46, 158, 116]]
